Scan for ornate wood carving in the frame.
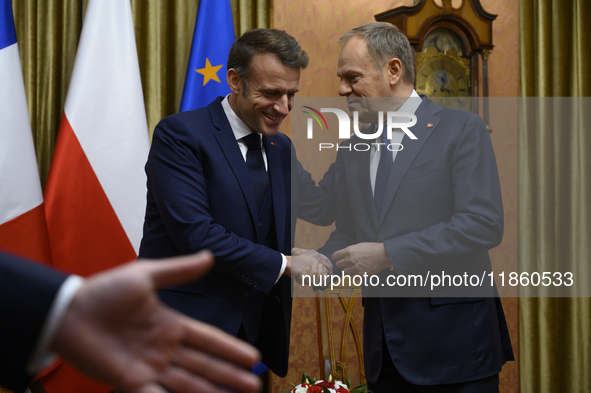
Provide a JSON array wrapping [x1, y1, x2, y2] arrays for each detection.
[[316, 288, 365, 385]]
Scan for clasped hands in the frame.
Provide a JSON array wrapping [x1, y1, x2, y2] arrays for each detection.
[[332, 242, 392, 276], [286, 248, 333, 284]]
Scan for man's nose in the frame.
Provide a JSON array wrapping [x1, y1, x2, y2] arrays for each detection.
[[275, 95, 290, 115], [338, 80, 351, 96]]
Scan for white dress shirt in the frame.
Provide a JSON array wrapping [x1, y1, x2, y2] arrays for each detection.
[[370, 90, 422, 194]]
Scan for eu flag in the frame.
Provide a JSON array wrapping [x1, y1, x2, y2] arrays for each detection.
[[180, 0, 235, 112], [0, 0, 17, 50]]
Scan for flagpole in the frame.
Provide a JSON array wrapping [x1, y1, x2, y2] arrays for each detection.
[[269, 0, 274, 28]]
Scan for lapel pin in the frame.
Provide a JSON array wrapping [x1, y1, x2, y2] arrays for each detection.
[[427, 123, 433, 128], [271, 142, 276, 146]]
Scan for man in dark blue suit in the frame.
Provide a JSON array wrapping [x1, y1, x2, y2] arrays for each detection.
[[317, 23, 514, 392], [139, 29, 333, 377]]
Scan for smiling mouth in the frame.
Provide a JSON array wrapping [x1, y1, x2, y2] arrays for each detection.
[[347, 97, 362, 106], [263, 112, 281, 121]]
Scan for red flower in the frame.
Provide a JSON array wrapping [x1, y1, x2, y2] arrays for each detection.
[[307, 386, 323, 393], [319, 381, 335, 389], [336, 388, 349, 393]]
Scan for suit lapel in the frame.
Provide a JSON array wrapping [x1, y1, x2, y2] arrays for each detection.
[[377, 98, 442, 227], [209, 99, 260, 223], [263, 136, 286, 250]]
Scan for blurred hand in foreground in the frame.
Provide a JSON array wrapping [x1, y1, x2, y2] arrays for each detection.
[[51, 251, 262, 393]]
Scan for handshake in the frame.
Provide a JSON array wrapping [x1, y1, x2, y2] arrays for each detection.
[[286, 248, 333, 284]]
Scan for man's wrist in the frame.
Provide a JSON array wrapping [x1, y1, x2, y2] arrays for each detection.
[[284, 255, 292, 277], [275, 254, 288, 283], [27, 275, 85, 374], [380, 242, 395, 271]]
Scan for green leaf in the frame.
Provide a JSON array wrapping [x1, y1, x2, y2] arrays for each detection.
[[291, 383, 296, 388], [303, 372, 313, 384], [346, 378, 351, 389], [322, 386, 332, 393], [301, 372, 307, 384], [350, 384, 368, 393]]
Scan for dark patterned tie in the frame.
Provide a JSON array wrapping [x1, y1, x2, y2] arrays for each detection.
[[243, 133, 269, 211], [374, 132, 392, 217]]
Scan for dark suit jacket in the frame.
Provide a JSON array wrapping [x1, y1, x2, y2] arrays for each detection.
[[318, 97, 514, 385], [139, 97, 333, 376], [0, 251, 67, 392]]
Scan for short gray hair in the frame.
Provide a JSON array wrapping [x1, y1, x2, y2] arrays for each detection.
[[339, 22, 415, 85]]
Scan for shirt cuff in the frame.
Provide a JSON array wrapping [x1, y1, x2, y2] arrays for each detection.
[[276, 254, 287, 283], [27, 275, 85, 375]]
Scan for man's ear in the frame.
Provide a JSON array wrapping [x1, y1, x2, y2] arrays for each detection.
[[227, 68, 243, 95], [386, 58, 403, 86]]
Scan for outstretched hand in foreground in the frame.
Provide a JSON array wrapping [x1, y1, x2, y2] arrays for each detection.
[[51, 251, 261, 393]]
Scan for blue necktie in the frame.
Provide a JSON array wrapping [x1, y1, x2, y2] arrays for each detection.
[[243, 133, 269, 211], [374, 132, 392, 217]]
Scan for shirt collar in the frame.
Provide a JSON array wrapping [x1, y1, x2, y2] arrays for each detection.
[[372, 90, 421, 143], [221, 95, 261, 143], [398, 89, 422, 115]]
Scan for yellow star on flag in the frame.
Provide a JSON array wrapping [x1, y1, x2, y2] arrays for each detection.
[[196, 58, 223, 86]]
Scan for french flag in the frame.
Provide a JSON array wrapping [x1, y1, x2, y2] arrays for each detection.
[[40, 0, 150, 391], [0, 0, 51, 264]]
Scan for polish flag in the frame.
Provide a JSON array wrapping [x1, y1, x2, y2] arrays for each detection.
[[41, 0, 150, 391], [0, 0, 51, 263]]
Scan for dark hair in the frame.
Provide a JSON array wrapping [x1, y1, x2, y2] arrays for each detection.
[[339, 22, 415, 85], [227, 28, 308, 87]]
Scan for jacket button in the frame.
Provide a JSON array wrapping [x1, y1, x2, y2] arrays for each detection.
[[242, 289, 249, 297], [258, 221, 262, 228]]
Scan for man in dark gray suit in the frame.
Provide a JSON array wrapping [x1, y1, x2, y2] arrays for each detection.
[[317, 22, 514, 392]]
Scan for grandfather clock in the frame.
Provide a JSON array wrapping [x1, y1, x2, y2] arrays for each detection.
[[376, 0, 495, 128]]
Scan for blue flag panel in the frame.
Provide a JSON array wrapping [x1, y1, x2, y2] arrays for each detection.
[[0, 0, 17, 51], [179, 0, 235, 112]]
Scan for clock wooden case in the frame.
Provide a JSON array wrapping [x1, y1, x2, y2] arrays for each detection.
[[376, 0, 495, 125]]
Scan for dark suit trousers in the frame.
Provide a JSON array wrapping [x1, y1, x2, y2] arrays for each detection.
[[368, 331, 500, 393]]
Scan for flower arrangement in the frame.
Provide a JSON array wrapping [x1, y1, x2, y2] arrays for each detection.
[[282, 373, 370, 393]]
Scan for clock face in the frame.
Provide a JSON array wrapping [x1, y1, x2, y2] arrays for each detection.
[[416, 54, 471, 110], [416, 55, 470, 97]]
